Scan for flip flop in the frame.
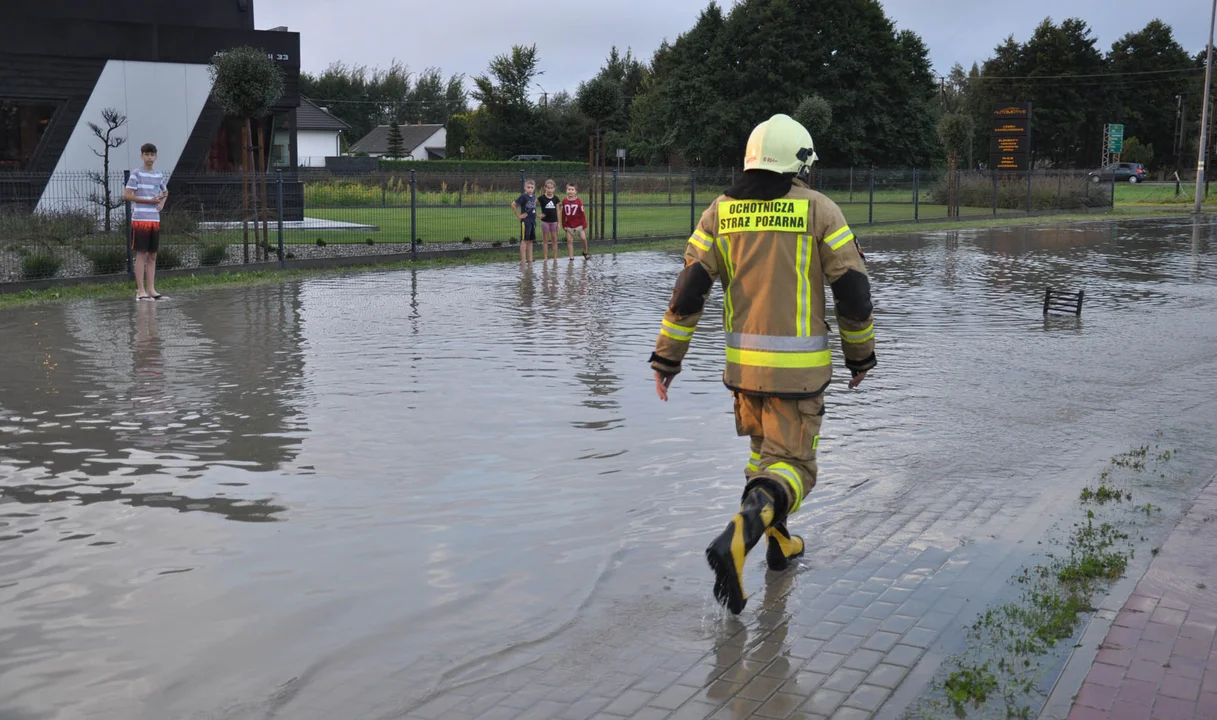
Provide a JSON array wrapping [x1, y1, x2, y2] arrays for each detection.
[[150, 294, 166, 300], [136, 295, 151, 301]]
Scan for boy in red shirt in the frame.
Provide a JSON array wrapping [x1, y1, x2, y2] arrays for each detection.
[[561, 183, 589, 260]]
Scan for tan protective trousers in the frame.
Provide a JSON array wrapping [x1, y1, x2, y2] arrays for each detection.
[[735, 392, 823, 515]]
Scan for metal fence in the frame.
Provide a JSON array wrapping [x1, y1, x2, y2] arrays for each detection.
[[0, 168, 1115, 285]]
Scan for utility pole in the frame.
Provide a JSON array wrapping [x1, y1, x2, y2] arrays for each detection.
[[1195, 0, 1216, 213]]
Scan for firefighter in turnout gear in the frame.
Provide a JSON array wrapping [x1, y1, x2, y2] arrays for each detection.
[[650, 114, 877, 614]]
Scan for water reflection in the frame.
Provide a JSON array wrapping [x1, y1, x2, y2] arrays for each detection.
[[0, 217, 1215, 719], [0, 479, 285, 526]]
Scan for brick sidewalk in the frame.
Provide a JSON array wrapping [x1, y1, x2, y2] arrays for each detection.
[[1069, 476, 1217, 720]]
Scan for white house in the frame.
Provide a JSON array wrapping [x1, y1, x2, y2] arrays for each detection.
[[296, 97, 351, 167], [347, 123, 446, 160]]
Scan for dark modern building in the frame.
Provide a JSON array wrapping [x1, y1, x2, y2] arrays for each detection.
[[3, 1, 301, 215]]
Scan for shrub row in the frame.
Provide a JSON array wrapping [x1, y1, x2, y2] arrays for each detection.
[[928, 173, 1112, 210]]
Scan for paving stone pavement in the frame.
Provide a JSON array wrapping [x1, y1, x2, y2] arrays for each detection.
[[1065, 475, 1217, 720], [390, 450, 1148, 720]]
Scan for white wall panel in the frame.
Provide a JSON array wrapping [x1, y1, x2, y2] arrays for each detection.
[[38, 60, 213, 216]]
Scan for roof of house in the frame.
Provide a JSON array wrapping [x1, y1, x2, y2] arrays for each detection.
[[297, 97, 351, 132], [348, 124, 444, 156]]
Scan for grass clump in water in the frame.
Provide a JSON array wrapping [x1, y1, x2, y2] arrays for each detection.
[[943, 663, 998, 713], [1079, 485, 1131, 504]]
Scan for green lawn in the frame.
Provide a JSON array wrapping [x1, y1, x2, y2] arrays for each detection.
[[1114, 181, 1217, 206], [295, 202, 995, 245]]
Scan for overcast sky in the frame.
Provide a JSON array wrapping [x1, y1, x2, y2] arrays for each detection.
[[258, 0, 1213, 98]]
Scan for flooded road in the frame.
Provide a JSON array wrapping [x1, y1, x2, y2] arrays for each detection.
[[2, 217, 1217, 720]]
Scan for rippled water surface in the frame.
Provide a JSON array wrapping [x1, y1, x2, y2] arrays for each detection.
[[2, 217, 1217, 719]]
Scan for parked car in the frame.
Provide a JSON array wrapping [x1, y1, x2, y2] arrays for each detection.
[[1088, 162, 1147, 183], [508, 154, 555, 161]]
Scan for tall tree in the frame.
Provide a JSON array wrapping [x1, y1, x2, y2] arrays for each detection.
[[633, 3, 733, 165], [386, 121, 405, 158], [629, 0, 940, 167], [1107, 20, 1196, 170], [586, 47, 648, 133], [471, 45, 543, 157]]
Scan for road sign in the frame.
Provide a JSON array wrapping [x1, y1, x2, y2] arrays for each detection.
[[1107, 124, 1124, 153]]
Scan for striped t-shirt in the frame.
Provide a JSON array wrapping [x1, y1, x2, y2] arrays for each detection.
[[126, 168, 167, 223]]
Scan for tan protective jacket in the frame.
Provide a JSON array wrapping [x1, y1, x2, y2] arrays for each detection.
[[650, 183, 876, 397]]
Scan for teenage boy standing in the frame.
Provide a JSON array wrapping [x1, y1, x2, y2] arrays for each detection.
[[123, 143, 168, 300]]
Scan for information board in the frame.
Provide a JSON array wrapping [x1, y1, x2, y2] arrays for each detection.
[[990, 103, 1032, 172]]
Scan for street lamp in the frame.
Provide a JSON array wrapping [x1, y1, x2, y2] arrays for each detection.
[[1194, 0, 1217, 213]]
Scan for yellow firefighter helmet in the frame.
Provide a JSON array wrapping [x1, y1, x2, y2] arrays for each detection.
[[743, 114, 819, 175]]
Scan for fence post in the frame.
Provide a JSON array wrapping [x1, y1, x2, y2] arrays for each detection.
[[1110, 176, 1116, 209], [123, 169, 133, 278], [849, 167, 854, 204], [612, 168, 618, 243], [276, 169, 285, 268], [992, 171, 999, 217], [381, 175, 387, 208], [868, 169, 875, 225], [1025, 168, 1033, 215], [913, 169, 920, 222], [520, 170, 525, 196], [667, 164, 672, 205], [410, 170, 417, 261], [690, 168, 697, 234], [1056, 172, 1063, 210]]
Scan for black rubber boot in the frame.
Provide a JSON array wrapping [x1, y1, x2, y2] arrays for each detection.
[[705, 486, 778, 614], [765, 521, 805, 571]]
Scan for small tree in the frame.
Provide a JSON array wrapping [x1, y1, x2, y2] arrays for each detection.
[[86, 108, 127, 232], [1120, 137, 1154, 167], [937, 112, 974, 218], [386, 121, 405, 159], [794, 95, 832, 141], [209, 46, 285, 263], [577, 76, 623, 134]]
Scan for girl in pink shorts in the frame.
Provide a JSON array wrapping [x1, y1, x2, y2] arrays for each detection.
[[538, 179, 562, 262]]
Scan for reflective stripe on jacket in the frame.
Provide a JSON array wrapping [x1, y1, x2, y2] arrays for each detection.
[[651, 182, 876, 396]]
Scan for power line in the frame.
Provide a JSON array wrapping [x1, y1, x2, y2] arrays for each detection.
[[943, 66, 1204, 82]]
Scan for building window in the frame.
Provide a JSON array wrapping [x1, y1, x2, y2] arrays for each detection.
[[270, 113, 291, 168], [0, 100, 57, 172]]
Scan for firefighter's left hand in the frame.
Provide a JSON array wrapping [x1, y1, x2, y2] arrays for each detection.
[[848, 371, 868, 389], [654, 371, 674, 401]]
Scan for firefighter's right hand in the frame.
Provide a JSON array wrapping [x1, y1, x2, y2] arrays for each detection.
[[655, 371, 674, 401], [848, 371, 868, 389]]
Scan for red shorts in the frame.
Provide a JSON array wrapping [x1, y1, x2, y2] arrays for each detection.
[[131, 221, 160, 253]]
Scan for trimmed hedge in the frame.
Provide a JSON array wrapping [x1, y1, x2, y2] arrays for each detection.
[[376, 159, 587, 175]]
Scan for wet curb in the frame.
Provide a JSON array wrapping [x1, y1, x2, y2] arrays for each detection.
[[1039, 471, 1217, 719]]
